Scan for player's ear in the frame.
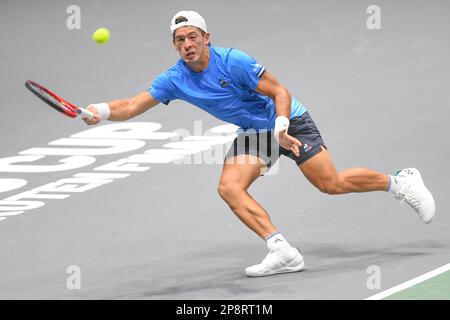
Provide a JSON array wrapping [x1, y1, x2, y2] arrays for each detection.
[[204, 32, 210, 46], [172, 32, 178, 49]]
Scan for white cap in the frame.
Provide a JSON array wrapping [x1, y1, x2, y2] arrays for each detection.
[[170, 10, 207, 34]]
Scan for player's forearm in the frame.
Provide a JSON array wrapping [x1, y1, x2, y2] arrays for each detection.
[[273, 88, 291, 118], [86, 92, 157, 125], [107, 99, 136, 121]]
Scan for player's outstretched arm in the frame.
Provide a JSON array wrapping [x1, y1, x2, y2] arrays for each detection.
[[83, 91, 160, 125]]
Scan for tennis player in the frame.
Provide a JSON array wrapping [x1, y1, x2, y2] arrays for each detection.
[[83, 11, 436, 277]]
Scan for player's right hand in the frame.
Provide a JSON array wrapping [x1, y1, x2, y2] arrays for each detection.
[[278, 129, 302, 157], [82, 105, 102, 125]]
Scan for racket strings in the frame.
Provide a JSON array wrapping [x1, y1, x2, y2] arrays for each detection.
[[28, 83, 77, 117], [25, 81, 78, 118], [39, 89, 64, 108]]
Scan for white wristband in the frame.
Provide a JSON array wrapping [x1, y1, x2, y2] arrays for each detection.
[[91, 102, 110, 120], [274, 116, 290, 143]]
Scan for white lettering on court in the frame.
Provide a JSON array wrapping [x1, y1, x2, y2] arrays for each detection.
[[0, 122, 237, 223]]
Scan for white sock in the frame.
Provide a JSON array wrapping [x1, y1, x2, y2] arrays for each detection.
[[265, 232, 291, 251], [387, 175, 408, 194]]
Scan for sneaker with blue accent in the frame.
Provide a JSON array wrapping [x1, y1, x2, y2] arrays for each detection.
[[394, 168, 436, 223]]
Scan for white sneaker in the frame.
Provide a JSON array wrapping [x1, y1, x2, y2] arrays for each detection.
[[394, 168, 436, 223], [245, 247, 305, 277]]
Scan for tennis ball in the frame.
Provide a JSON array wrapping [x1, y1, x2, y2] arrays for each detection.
[[92, 27, 110, 44]]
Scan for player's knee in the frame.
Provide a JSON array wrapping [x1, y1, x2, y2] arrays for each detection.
[[317, 178, 342, 195], [217, 183, 227, 199], [217, 181, 243, 201]]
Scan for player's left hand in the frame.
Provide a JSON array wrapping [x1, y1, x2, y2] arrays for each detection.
[[278, 129, 302, 157]]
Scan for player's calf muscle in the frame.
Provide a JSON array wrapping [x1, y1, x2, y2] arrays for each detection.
[[337, 168, 388, 193]]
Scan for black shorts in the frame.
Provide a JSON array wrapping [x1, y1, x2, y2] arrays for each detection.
[[225, 111, 327, 168]]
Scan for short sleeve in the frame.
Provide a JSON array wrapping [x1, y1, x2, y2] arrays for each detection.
[[227, 49, 266, 91], [148, 73, 176, 105]]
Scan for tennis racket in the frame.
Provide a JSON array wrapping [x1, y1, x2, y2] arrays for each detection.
[[25, 80, 94, 119]]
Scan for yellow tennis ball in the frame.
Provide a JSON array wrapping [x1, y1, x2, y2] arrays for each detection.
[[92, 27, 110, 44]]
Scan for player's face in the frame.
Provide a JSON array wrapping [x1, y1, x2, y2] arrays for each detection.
[[173, 27, 210, 64]]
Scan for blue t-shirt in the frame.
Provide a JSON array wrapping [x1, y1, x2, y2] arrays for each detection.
[[148, 45, 306, 130]]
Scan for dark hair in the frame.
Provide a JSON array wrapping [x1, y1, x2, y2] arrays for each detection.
[[172, 16, 206, 40], [175, 16, 188, 24]]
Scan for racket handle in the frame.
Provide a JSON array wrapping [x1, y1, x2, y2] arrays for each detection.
[[77, 107, 94, 119]]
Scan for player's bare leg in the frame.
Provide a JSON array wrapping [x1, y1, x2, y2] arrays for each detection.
[[218, 154, 304, 277], [299, 146, 389, 194], [218, 155, 276, 239], [300, 146, 435, 222]]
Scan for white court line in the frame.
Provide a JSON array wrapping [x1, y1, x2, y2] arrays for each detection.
[[365, 263, 450, 300]]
